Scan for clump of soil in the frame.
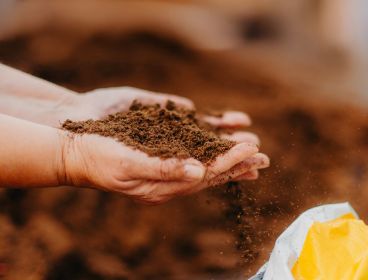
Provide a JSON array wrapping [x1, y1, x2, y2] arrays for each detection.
[[62, 101, 235, 163]]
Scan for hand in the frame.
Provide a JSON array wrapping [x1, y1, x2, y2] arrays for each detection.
[[49, 87, 195, 126], [1, 86, 196, 127], [7, 85, 260, 149], [59, 133, 269, 204]]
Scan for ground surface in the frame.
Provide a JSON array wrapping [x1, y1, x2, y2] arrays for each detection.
[[1, 30, 368, 280]]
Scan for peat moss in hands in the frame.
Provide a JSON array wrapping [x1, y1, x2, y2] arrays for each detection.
[[62, 101, 235, 164]]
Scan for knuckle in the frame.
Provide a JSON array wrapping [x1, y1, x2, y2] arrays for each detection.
[[159, 161, 168, 180], [159, 159, 181, 180]]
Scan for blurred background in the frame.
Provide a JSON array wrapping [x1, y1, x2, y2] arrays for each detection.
[[1, 0, 368, 279]]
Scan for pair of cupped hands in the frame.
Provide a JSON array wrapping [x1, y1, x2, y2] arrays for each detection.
[[53, 87, 269, 204]]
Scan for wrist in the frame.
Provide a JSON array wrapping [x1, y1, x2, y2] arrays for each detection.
[[56, 130, 89, 187]]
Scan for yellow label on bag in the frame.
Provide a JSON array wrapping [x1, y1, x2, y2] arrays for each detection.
[[292, 213, 368, 280]]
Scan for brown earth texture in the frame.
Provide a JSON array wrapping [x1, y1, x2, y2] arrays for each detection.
[[1, 31, 368, 280], [61, 101, 235, 164]]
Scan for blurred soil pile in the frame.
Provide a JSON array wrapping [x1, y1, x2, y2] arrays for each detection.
[[1, 13, 368, 280]]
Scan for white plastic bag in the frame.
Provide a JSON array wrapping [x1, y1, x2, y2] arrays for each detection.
[[250, 202, 358, 280]]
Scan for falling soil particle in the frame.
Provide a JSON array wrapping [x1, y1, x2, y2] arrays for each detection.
[[62, 101, 235, 163]]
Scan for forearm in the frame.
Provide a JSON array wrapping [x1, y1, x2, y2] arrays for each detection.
[[0, 63, 84, 125], [0, 92, 75, 126], [0, 63, 77, 103], [0, 114, 65, 188]]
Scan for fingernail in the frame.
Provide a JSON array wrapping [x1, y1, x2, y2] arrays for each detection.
[[184, 164, 205, 180]]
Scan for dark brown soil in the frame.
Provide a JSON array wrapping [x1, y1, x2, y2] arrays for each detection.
[[62, 101, 235, 163]]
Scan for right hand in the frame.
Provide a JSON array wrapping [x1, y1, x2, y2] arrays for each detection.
[[59, 133, 269, 204]]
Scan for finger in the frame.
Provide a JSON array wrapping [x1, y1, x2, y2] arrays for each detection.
[[199, 153, 269, 189], [233, 170, 259, 181], [206, 161, 256, 187], [163, 152, 268, 196], [208, 163, 252, 186], [129, 152, 266, 200], [126, 150, 205, 182], [221, 131, 260, 146], [206, 142, 258, 179], [235, 153, 270, 171], [201, 111, 251, 128]]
